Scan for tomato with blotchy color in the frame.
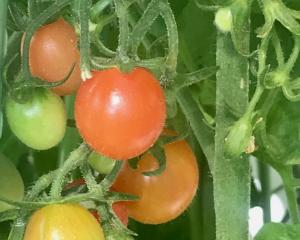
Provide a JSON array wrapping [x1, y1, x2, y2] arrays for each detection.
[[113, 140, 199, 224], [0, 153, 24, 212], [75, 67, 166, 160], [28, 18, 82, 95], [24, 204, 105, 240], [5, 89, 67, 150]]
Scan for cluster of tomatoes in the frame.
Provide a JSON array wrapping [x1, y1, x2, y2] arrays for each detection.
[[4, 18, 199, 239]]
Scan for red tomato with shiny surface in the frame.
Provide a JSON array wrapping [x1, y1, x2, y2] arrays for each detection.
[[75, 67, 166, 160], [113, 140, 199, 224]]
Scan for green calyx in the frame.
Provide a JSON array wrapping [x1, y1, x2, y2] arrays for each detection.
[[264, 69, 289, 89], [224, 113, 253, 158]]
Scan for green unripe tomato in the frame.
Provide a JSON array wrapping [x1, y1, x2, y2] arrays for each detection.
[[0, 153, 24, 212], [214, 7, 233, 33], [224, 114, 252, 158], [88, 151, 116, 174], [6, 88, 67, 150]]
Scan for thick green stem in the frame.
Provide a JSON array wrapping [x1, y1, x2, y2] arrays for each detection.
[[159, 0, 178, 75], [114, 0, 130, 59], [259, 162, 271, 222], [278, 167, 300, 224], [0, 0, 8, 138], [78, 0, 92, 79], [214, 10, 250, 240]]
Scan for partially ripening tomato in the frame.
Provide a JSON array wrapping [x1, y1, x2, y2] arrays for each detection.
[[24, 204, 105, 240], [0, 153, 24, 212], [75, 67, 166, 160], [113, 140, 199, 224], [5, 89, 67, 150], [28, 18, 82, 95]]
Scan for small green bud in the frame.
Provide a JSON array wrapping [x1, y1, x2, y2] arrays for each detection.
[[224, 115, 253, 158], [214, 8, 233, 33], [88, 151, 116, 174], [264, 70, 289, 89]]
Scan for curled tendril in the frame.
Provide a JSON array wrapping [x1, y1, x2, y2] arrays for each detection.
[[257, 0, 300, 38]]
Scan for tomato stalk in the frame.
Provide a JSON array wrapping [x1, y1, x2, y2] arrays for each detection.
[[277, 166, 300, 224], [114, 0, 130, 61], [214, 1, 251, 240], [0, 0, 8, 138], [158, 0, 178, 76], [77, 0, 92, 80]]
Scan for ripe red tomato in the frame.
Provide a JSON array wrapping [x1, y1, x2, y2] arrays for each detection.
[[75, 67, 166, 160], [28, 18, 82, 95], [23, 204, 105, 240], [113, 140, 199, 224]]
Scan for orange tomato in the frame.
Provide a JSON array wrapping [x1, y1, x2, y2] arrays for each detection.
[[113, 140, 199, 224], [24, 204, 105, 240], [28, 19, 82, 95], [75, 67, 166, 160]]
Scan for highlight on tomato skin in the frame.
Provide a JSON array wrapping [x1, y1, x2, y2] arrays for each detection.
[[75, 67, 166, 160], [23, 204, 105, 240], [28, 18, 82, 96], [113, 140, 199, 224]]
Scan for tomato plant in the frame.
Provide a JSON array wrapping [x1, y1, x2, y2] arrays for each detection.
[[113, 140, 199, 224], [75, 67, 166, 160], [23, 204, 105, 240], [5, 0, 300, 239], [5, 88, 67, 150], [0, 153, 24, 212], [28, 18, 82, 96]]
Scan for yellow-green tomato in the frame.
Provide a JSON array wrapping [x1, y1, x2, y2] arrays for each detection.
[[24, 204, 105, 240], [5, 89, 67, 150], [0, 153, 24, 212], [88, 151, 116, 174]]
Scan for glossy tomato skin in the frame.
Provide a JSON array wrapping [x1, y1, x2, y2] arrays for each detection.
[[75, 67, 166, 160], [24, 204, 105, 240], [113, 140, 199, 224], [5, 89, 67, 150], [0, 153, 24, 212], [29, 18, 81, 95]]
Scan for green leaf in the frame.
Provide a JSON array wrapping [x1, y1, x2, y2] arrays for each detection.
[[255, 223, 300, 240]]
